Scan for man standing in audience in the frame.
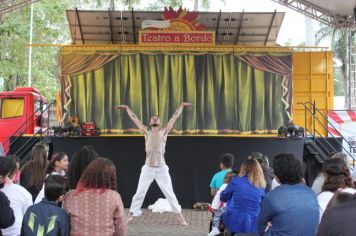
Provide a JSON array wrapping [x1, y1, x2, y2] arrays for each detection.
[[0, 157, 15, 236], [116, 102, 193, 226], [258, 153, 319, 236], [210, 153, 234, 196]]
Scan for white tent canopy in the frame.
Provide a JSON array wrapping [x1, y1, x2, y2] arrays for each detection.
[[272, 0, 356, 28]]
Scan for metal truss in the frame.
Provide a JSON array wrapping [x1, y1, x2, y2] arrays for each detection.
[[271, 0, 355, 28], [0, 0, 40, 16]]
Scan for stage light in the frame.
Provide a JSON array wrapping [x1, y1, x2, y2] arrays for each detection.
[[278, 124, 304, 138], [286, 123, 304, 138], [278, 126, 288, 138]]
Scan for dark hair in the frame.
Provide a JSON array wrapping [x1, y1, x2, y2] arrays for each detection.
[[322, 157, 354, 192], [223, 171, 236, 184], [46, 152, 68, 174], [326, 191, 355, 209], [2, 157, 17, 179], [44, 175, 68, 201], [219, 153, 234, 169], [6, 155, 20, 163], [76, 158, 117, 192], [67, 145, 99, 189], [0, 157, 12, 177], [273, 153, 303, 185], [20, 143, 49, 190], [249, 152, 269, 168]]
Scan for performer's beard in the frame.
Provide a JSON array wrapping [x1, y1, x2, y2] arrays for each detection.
[[151, 124, 160, 127]]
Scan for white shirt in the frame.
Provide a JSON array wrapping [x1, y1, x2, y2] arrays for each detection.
[[1, 183, 33, 236], [271, 178, 280, 190], [34, 171, 64, 204], [311, 174, 325, 195], [211, 183, 228, 209]]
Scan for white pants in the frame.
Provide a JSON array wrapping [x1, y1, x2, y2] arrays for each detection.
[[129, 165, 182, 216]]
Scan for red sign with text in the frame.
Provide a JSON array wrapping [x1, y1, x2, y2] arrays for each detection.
[[139, 31, 215, 45]]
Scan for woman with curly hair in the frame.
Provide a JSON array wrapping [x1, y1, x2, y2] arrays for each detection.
[[20, 143, 49, 202], [318, 157, 355, 217], [63, 157, 127, 236], [67, 145, 98, 189], [220, 159, 266, 235]]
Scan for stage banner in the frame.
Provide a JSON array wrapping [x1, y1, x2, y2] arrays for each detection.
[[139, 31, 215, 45], [328, 110, 356, 160]]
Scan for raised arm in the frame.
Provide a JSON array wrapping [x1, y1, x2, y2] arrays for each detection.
[[164, 102, 193, 134], [115, 105, 147, 132]]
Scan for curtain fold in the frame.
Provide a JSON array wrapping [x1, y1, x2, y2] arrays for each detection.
[[61, 52, 292, 134]]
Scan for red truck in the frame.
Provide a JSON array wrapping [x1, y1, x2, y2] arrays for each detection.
[[0, 87, 49, 154]]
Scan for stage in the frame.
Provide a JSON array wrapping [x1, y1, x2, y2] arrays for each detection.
[[12, 135, 308, 208]]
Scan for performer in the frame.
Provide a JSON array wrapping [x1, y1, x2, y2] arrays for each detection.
[[116, 102, 193, 226]]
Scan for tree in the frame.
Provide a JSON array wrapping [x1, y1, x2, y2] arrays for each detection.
[[316, 24, 355, 109], [0, 0, 72, 100]]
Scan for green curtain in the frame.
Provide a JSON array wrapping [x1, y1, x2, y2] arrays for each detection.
[[68, 53, 290, 134]]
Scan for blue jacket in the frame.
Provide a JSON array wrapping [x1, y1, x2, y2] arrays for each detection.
[[21, 199, 69, 236], [258, 184, 319, 236], [221, 176, 265, 234]]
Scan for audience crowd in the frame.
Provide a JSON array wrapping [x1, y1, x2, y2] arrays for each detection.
[[0, 143, 356, 236]]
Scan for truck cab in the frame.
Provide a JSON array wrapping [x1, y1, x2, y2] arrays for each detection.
[[0, 87, 48, 154]]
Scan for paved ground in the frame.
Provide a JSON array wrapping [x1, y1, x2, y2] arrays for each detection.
[[126, 209, 211, 236]]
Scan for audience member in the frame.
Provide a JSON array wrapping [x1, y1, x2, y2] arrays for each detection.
[[46, 152, 69, 176], [63, 158, 127, 236], [208, 171, 235, 236], [6, 155, 20, 184], [312, 152, 351, 194], [0, 157, 15, 236], [21, 175, 69, 236], [326, 191, 354, 209], [248, 152, 274, 192], [67, 145, 98, 189], [258, 153, 319, 236], [221, 159, 265, 235], [210, 153, 234, 196], [20, 143, 49, 201], [318, 194, 356, 236], [1, 157, 32, 236], [34, 152, 69, 204], [317, 157, 355, 217]]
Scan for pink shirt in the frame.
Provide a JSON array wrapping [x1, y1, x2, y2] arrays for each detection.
[[63, 189, 127, 236]]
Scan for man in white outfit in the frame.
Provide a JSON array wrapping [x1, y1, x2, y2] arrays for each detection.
[[116, 102, 192, 225]]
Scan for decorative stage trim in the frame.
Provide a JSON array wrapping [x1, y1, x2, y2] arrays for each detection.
[[98, 128, 279, 135]]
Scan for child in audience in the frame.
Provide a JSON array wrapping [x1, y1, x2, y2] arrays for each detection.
[[34, 152, 69, 204], [208, 171, 235, 236], [210, 153, 234, 196], [21, 175, 69, 236], [46, 152, 69, 176]]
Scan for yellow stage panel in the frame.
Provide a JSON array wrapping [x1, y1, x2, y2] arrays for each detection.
[[292, 51, 333, 136]]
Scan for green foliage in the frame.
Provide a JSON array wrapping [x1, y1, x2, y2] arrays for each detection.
[[334, 67, 344, 96], [0, 0, 72, 101], [316, 24, 355, 107]]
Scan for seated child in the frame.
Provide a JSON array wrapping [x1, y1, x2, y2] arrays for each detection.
[[21, 175, 69, 236], [208, 171, 235, 236]]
